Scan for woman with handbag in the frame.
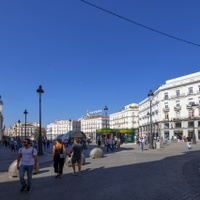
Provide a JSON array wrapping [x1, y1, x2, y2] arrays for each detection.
[[52, 139, 70, 179]]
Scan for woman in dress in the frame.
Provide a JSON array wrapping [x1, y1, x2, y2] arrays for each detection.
[[52, 139, 70, 179]]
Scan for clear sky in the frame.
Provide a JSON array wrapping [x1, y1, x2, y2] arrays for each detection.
[[0, 0, 200, 129]]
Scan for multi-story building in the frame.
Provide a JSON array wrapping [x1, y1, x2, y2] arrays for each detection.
[[12, 122, 44, 140], [46, 119, 80, 140], [80, 115, 108, 140], [139, 72, 200, 141], [109, 103, 139, 129]]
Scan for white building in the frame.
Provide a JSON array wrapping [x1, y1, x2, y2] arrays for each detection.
[[80, 115, 108, 140], [46, 119, 80, 140], [139, 72, 200, 141], [109, 103, 139, 129]]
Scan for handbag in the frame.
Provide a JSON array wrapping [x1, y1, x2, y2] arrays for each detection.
[[55, 145, 64, 158]]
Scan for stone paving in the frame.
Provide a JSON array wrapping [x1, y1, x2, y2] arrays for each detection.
[[1, 141, 200, 200]]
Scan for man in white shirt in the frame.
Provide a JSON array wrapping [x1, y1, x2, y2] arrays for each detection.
[[17, 139, 38, 193]]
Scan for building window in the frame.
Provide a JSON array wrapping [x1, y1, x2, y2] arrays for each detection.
[[176, 90, 180, 97], [164, 93, 169, 100], [164, 123, 169, 129], [188, 87, 193, 95], [165, 104, 169, 109], [188, 110, 194, 117], [175, 122, 181, 128], [176, 101, 180, 107], [165, 113, 169, 119], [188, 98, 194, 105], [176, 112, 180, 118], [188, 121, 194, 128]]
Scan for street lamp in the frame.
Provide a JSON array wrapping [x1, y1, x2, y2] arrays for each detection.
[[69, 118, 72, 131], [36, 85, 44, 155], [191, 103, 197, 144], [18, 120, 21, 140], [23, 110, 28, 139], [104, 106, 108, 135], [148, 90, 154, 149]]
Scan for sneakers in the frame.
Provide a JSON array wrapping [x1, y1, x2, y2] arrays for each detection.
[[72, 172, 77, 176], [26, 187, 32, 193], [72, 172, 81, 176], [20, 185, 26, 192]]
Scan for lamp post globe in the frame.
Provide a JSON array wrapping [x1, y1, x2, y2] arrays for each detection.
[[148, 90, 154, 149], [23, 110, 28, 139], [36, 85, 44, 155]]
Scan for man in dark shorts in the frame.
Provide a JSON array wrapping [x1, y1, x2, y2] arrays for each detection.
[[69, 138, 83, 176]]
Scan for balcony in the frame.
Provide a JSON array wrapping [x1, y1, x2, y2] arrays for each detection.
[[163, 108, 170, 112], [174, 106, 181, 111], [163, 96, 169, 100]]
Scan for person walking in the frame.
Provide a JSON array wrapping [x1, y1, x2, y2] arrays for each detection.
[[139, 135, 145, 151], [17, 139, 38, 193], [186, 136, 192, 149], [52, 139, 70, 179], [106, 137, 113, 152], [69, 138, 83, 176]]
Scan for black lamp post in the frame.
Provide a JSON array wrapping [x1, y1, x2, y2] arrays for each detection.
[[18, 120, 21, 140], [23, 110, 28, 139], [148, 90, 154, 149], [69, 118, 72, 131], [191, 103, 196, 144], [37, 85, 44, 155], [104, 106, 108, 135]]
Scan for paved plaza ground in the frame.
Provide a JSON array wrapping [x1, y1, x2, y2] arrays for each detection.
[[1, 141, 200, 200]]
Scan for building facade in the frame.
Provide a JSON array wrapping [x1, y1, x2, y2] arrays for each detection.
[[80, 115, 108, 140], [109, 103, 139, 129], [139, 72, 200, 141], [46, 119, 81, 140], [8, 122, 43, 140]]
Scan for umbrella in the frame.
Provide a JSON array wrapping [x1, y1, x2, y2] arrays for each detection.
[[70, 131, 86, 139]]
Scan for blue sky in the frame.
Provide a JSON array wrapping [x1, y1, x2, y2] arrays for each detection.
[[0, 0, 200, 129]]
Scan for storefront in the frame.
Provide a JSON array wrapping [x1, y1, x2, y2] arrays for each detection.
[[96, 128, 138, 144]]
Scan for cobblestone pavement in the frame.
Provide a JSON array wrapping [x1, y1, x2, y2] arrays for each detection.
[[1, 142, 200, 200]]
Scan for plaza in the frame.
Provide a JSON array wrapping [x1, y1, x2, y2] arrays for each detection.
[[1, 141, 200, 200]]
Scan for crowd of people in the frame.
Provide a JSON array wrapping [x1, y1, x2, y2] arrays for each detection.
[[1, 138, 52, 152]]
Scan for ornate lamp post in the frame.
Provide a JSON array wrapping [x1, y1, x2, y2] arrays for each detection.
[[148, 90, 154, 149], [37, 85, 44, 155], [23, 110, 28, 139]]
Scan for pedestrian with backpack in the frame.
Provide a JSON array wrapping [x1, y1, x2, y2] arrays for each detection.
[[17, 139, 38, 193]]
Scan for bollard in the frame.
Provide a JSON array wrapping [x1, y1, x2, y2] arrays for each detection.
[[8, 159, 39, 178], [89, 148, 104, 159]]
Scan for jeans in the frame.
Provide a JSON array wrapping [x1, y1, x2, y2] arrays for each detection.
[[19, 165, 34, 187], [106, 144, 113, 152], [140, 142, 143, 150]]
